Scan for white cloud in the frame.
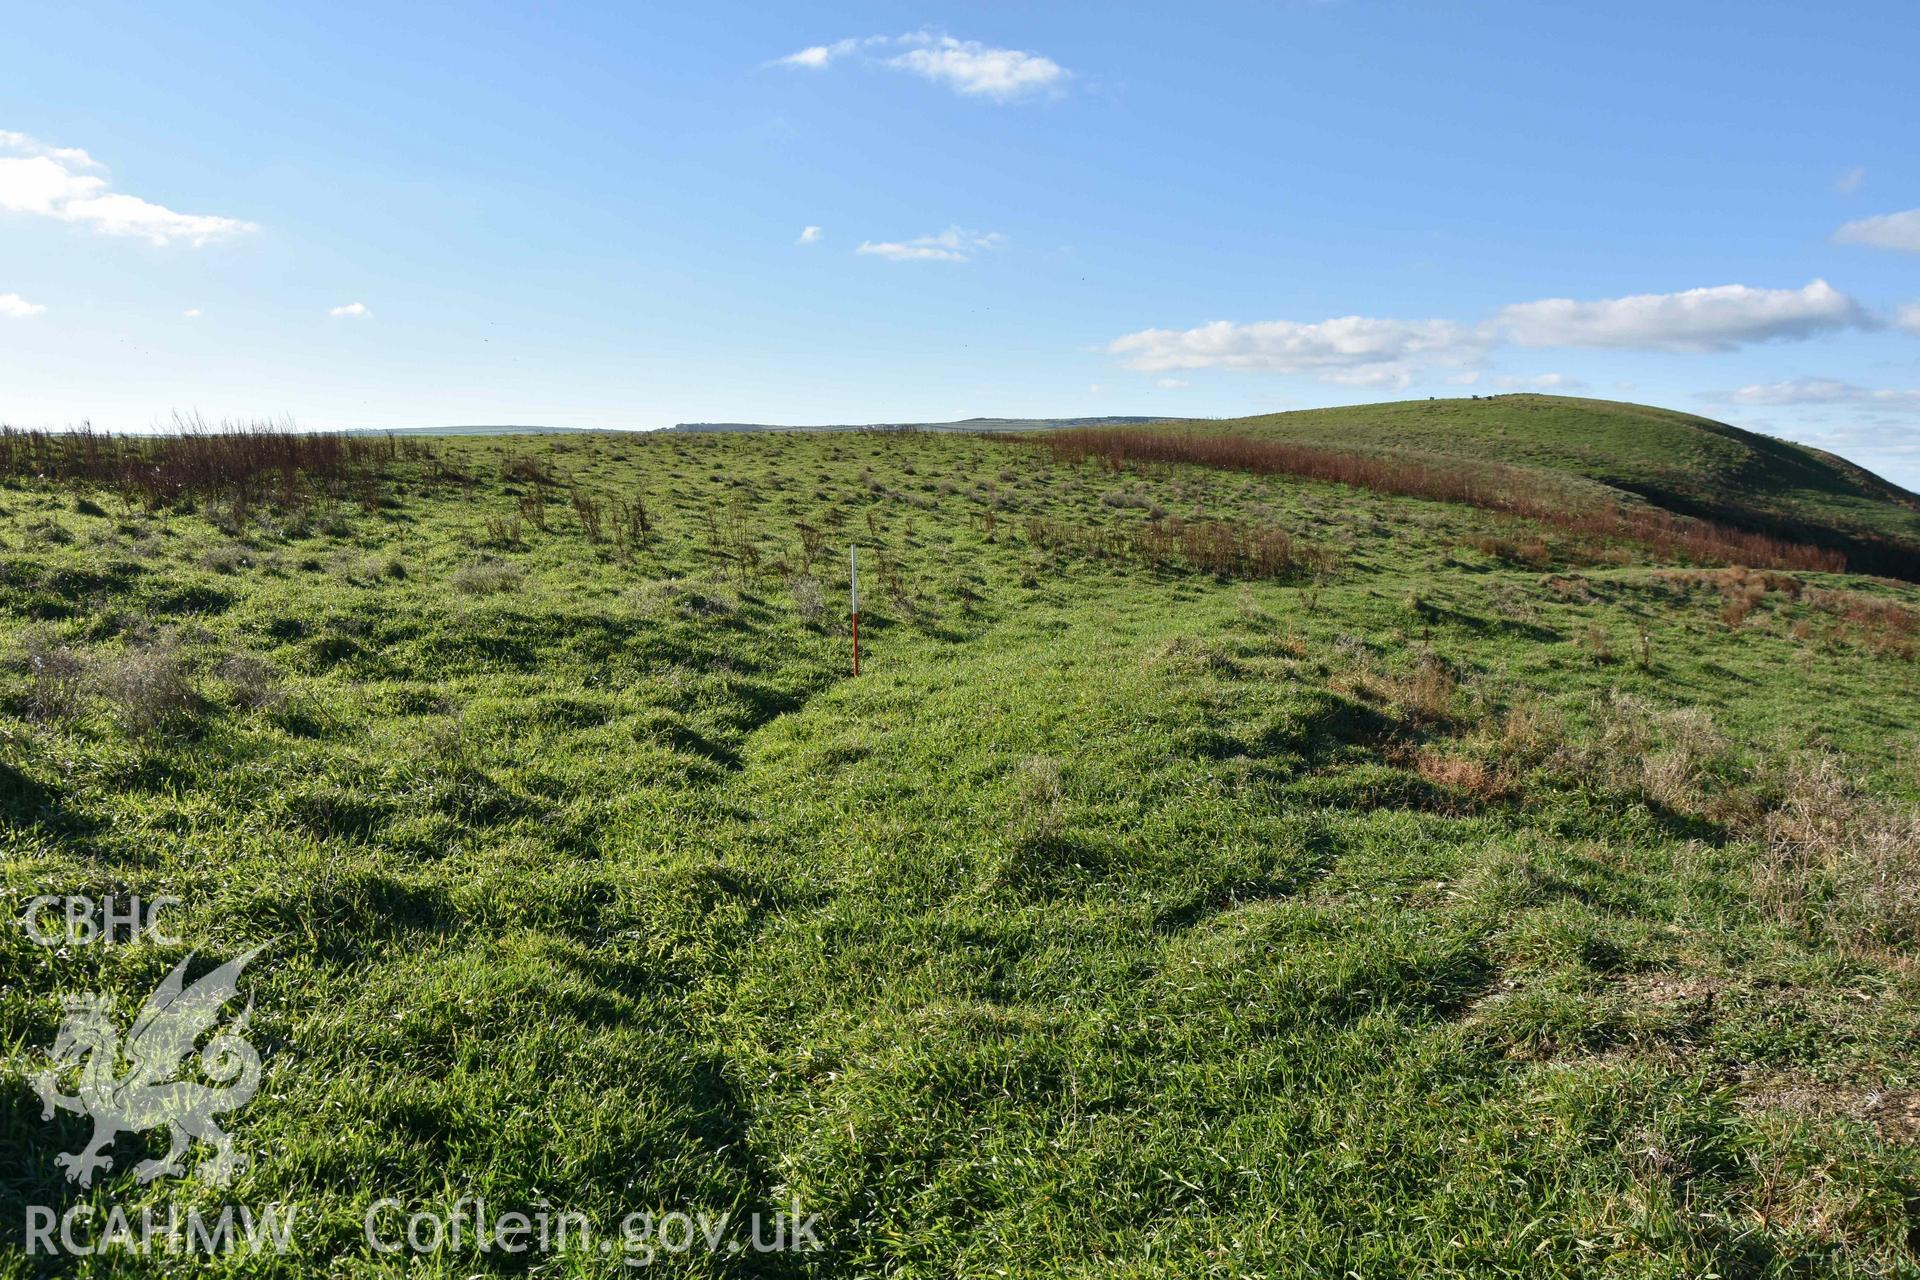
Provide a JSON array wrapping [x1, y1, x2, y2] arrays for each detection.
[[776, 43, 844, 69], [1321, 364, 1422, 390], [1088, 383, 1102, 393], [0, 154, 102, 215], [1897, 302, 1920, 336], [1833, 208, 1920, 254], [1156, 378, 1190, 389], [0, 130, 256, 247], [857, 227, 1003, 263], [0, 130, 98, 168], [182, 307, 202, 318], [1108, 315, 1483, 386], [1109, 280, 1876, 389], [798, 225, 823, 244], [1494, 372, 1585, 390], [59, 193, 256, 245], [1835, 166, 1866, 194], [328, 302, 371, 318], [774, 32, 1067, 100], [1497, 279, 1867, 352], [0, 292, 46, 318], [1723, 378, 1920, 410], [887, 35, 1066, 100]]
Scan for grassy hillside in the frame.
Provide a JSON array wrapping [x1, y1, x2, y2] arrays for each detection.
[[1215, 395, 1920, 578], [670, 416, 1177, 434], [2, 423, 1918, 1275]]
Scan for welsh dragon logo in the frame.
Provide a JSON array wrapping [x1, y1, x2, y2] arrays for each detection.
[[31, 948, 264, 1188]]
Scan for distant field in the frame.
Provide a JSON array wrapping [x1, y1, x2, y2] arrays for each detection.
[[3, 412, 1918, 1276]]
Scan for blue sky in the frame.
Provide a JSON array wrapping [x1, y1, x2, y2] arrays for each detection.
[[3, 1, 1918, 482]]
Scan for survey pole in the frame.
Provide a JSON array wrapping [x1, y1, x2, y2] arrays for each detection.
[[850, 545, 860, 676]]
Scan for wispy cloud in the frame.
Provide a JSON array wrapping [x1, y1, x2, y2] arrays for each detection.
[[0, 291, 46, 318], [1834, 208, 1920, 254], [1108, 316, 1484, 389], [0, 130, 257, 246], [776, 43, 842, 69], [182, 307, 202, 319], [857, 227, 1003, 263], [328, 302, 371, 318], [798, 225, 823, 244], [774, 32, 1068, 101], [1494, 372, 1585, 390], [1497, 280, 1868, 352], [1835, 166, 1866, 195], [1899, 303, 1920, 336], [1719, 378, 1920, 410], [1156, 378, 1190, 389]]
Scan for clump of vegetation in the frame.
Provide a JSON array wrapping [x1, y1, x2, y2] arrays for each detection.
[[0, 418, 420, 513], [788, 573, 826, 626], [451, 558, 525, 596], [1758, 755, 1920, 949], [13, 627, 87, 724], [94, 638, 201, 738], [1015, 753, 1066, 837], [215, 651, 284, 711]]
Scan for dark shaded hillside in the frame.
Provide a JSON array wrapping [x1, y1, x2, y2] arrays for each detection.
[[1215, 396, 1920, 579]]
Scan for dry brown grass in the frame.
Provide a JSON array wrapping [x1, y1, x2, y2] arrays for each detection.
[[1473, 534, 1552, 567], [1756, 755, 1920, 950], [1805, 587, 1919, 660], [1413, 750, 1510, 804], [95, 640, 202, 739], [1398, 654, 1457, 722], [14, 627, 87, 724]]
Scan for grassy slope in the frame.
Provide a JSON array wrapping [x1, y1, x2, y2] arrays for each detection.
[[2, 427, 1918, 1276], [1216, 395, 1920, 576], [669, 417, 1175, 434]]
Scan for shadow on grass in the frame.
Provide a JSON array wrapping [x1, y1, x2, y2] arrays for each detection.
[[0, 761, 99, 841]]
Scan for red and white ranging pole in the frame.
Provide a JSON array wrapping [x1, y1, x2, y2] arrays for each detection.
[[849, 545, 860, 676]]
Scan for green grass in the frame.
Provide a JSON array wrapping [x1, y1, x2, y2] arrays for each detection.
[[2, 421, 1918, 1276]]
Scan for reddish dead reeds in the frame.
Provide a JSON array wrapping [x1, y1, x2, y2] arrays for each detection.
[[0, 420, 418, 511], [1039, 429, 1846, 574]]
